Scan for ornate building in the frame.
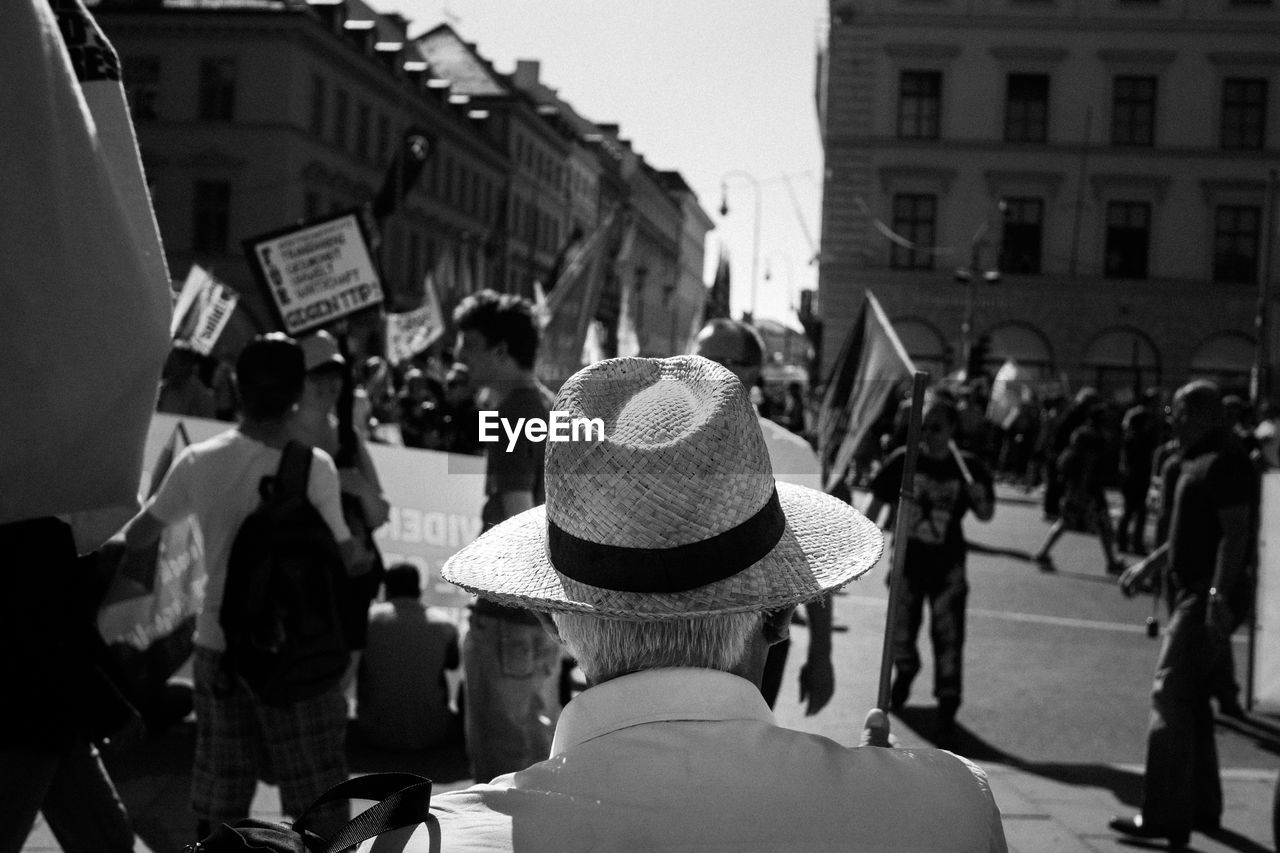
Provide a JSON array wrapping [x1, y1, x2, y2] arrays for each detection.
[[817, 0, 1280, 400]]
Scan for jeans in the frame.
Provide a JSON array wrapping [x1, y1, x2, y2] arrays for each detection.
[[463, 612, 561, 782], [1141, 591, 1223, 832], [0, 739, 133, 853], [891, 559, 968, 705]]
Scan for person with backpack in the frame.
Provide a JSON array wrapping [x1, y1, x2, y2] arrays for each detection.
[[121, 333, 361, 840]]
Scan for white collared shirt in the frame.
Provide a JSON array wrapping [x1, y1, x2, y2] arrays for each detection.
[[363, 669, 1007, 852]]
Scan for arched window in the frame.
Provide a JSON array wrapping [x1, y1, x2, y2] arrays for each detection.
[[891, 316, 949, 378], [984, 322, 1055, 377], [1082, 327, 1161, 400], [1189, 331, 1254, 395]]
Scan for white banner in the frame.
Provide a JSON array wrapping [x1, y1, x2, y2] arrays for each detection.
[[245, 211, 384, 335], [385, 276, 445, 365], [1252, 471, 1280, 710], [173, 264, 238, 355], [141, 414, 485, 608]]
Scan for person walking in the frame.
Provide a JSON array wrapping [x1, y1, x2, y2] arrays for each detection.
[[1111, 381, 1257, 847], [863, 395, 995, 745], [120, 334, 360, 839], [1117, 391, 1159, 555], [1032, 414, 1125, 575]]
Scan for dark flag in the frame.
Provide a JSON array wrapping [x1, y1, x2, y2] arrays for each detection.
[[371, 128, 434, 222], [815, 290, 916, 492], [705, 246, 731, 320]]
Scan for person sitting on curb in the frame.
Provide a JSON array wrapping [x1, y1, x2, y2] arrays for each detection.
[[361, 355, 1007, 852]]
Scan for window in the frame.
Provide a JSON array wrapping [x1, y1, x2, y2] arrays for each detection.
[[897, 71, 942, 139], [309, 75, 325, 137], [1221, 78, 1267, 150], [889, 194, 936, 270], [376, 115, 391, 168], [333, 88, 349, 151], [124, 56, 160, 120], [1111, 76, 1156, 146], [1214, 205, 1261, 284], [192, 180, 231, 254], [1004, 74, 1049, 143], [197, 58, 236, 121], [999, 198, 1043, 274], [355, 103, 371, 162], [1104, 201, 1150, 279]]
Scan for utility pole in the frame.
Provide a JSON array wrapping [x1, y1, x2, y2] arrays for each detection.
[[1254, 168, 1278, 404]]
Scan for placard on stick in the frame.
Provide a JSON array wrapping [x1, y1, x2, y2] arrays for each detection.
[[243, 209, 384, 336]]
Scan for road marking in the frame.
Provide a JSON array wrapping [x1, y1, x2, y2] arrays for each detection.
[[843, 595, 1247, 642]]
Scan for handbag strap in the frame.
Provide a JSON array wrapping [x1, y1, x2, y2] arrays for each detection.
[[294, 772, 433, 853]]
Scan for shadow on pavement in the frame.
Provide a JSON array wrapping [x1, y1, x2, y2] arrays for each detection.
[[894, 706, 1276, 853]]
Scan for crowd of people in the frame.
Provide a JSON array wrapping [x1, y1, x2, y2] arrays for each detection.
[[11, 273, 1280, 852]]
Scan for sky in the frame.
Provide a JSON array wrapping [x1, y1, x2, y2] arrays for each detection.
[[368, 0, 830, 329]]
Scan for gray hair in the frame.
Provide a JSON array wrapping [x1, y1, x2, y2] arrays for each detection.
[[551, 610, 762, 684]]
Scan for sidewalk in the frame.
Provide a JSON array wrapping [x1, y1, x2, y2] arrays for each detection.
[[22, 718, 1278, 853]]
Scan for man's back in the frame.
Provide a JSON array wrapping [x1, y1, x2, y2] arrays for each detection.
[[147, 428, 348, 650], [369, 669, 1005, 852], [357, 600, 458, 749]]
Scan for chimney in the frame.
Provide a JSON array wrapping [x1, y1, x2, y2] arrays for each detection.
[[514, 59, 541, 89]]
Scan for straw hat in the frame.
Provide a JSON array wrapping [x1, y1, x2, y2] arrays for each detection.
[[441, 356, 883, 619]]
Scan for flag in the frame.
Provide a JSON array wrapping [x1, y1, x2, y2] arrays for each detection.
[[371, 128, 434, 222], [816, 290, 916, 493], [1, 0, 171, 524], [172, 264, 239, 356], [705, 245, 731, 321], [385, 275, 445, 365], [536, 211, 618, 387]]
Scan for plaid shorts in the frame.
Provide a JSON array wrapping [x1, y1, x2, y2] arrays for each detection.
[[191, 647, 348, 832]]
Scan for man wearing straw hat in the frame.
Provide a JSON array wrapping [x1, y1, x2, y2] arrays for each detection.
[[366, 356, 1007, 852]]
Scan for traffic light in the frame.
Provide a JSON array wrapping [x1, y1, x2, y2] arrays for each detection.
[[967, 333, 991, 380]]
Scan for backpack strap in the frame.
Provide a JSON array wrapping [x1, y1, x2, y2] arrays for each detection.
[[293, 772, 434, 853], [275, 441, 313, 499]]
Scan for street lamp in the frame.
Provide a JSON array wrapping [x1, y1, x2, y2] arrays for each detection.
[[953, 213, 1002, 377], [720, 170, 762, 322]]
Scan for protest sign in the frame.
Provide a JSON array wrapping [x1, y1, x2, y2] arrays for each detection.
[[386, 275, 445, 365], [141, 414, 484, 608], [172, 264, 239, 355], [243, 210, 384, 336]]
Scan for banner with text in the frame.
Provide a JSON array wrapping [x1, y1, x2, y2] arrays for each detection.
[[243, 210, 384, 336], [385, 276, 445, 365], [141, 414, 484, 608], [172, 264, 238, 355]]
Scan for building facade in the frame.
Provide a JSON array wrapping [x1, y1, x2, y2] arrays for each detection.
[[817, 0, 1280, 400], [94, 0, 711, 366]]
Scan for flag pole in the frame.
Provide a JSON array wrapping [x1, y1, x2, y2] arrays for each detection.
[[876, 370, 931, 714]]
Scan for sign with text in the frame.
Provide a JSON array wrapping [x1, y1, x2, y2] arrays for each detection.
[[243, 210, 384, 336], [385, 275, 445, 365], [172, 264, 238, 355]]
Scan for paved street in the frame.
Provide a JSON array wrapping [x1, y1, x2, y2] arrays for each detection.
[[22, 487, 1280, 852]]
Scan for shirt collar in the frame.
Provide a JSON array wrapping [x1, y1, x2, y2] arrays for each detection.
[[550, 668, 775, 757]]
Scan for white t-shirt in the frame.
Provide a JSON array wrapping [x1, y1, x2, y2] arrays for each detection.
[[146, 429, 351, 651]]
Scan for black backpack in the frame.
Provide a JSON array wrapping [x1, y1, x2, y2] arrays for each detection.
[[187, 772, 435, 853], [220, 442, 349, 706]]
